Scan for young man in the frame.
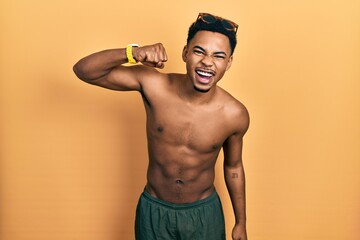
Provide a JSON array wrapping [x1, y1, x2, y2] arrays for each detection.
[[73, 13, 249, 240]]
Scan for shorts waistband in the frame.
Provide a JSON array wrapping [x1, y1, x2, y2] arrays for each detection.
[[141, 189, 219, 210]]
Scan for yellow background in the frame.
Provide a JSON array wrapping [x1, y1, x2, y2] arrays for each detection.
[[1, 0, 359, 239]]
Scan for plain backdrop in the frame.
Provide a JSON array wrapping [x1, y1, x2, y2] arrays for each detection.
[[1, 0, 359, 239]]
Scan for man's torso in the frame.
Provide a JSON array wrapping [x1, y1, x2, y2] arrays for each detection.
[[140, 73, 240, 203]]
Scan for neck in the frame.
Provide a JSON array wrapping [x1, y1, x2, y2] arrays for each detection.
[[178, 75, 217, 105]]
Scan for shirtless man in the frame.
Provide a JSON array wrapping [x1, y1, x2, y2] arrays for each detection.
[[73, 13, 249, 240]]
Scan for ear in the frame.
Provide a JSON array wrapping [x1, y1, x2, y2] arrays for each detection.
[[226, 55, 233, 71], [182, 45, 188, 62]]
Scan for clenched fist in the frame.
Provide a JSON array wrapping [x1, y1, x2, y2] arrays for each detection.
[[133, 43, 168, 69]]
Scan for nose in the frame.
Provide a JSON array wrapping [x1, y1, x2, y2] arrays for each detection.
[[200, 54, 213, 67]]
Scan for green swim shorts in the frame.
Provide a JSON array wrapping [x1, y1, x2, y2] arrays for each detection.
[[135, 189, 226, 240]]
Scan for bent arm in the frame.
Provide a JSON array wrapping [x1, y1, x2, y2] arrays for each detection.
[[73, 43, 167, 91]]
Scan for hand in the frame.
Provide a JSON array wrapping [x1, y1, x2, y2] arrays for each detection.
[[232, 224, 247, 240], [133, 43, 168, 69]]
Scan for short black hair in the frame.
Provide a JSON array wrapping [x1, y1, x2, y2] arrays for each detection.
[[186, 15, 237, 55]]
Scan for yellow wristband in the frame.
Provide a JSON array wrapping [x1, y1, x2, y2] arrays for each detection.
[[126, 44, 139, 64]]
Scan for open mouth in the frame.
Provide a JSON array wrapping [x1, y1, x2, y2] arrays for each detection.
[[195, 69, 215, 84]]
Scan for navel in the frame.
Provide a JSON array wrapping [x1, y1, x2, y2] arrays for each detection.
[[175, 179, 184, 184]]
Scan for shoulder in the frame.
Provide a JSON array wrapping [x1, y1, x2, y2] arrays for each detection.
[[217, 87, 250, 136], [139, 68, 182, 88], [136, 67, 184, 101], [131, 65, 172, 89]]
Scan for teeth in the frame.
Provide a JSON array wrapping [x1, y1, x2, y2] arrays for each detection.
[[196, 70, 213, 77]]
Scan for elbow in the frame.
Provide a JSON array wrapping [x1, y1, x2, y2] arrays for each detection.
[[73, 61, 85, 81], [73, 59, 92, 82]]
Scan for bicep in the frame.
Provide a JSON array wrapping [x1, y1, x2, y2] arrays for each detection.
[[223, 133, 244, 168], [223, 109, 249, 168], [91, 65, 157, 91]]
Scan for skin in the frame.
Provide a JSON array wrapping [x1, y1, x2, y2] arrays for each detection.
[[73, 30, 249, 240]]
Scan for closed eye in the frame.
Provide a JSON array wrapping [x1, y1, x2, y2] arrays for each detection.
[[214, 55, 226, 59], [194, 50, 205, 55]]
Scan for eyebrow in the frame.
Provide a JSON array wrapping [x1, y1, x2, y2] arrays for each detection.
[[193, 45, 227, 56]]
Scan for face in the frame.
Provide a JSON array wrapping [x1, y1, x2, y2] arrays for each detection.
[[182, 30, 233, 93]]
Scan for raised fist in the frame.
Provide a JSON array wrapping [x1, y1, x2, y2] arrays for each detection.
[[133, 43, 168, 69]]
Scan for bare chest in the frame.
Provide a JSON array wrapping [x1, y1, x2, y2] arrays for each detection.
[[145, 99, 231, 153]]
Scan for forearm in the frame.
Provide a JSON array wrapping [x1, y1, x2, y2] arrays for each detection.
[[73, 48, 128, 82], [224, 165, 246, 225]]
